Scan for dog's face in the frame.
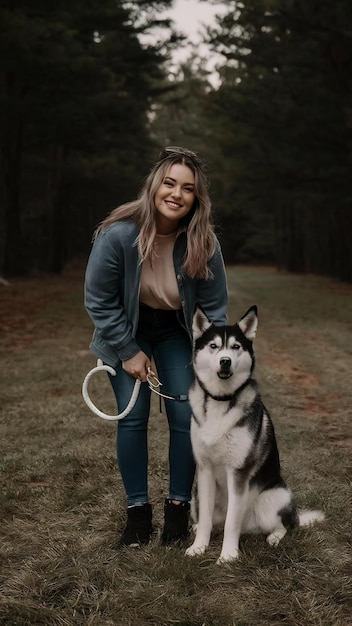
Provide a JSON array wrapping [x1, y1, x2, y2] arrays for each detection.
[[192, 306, 258, 396]]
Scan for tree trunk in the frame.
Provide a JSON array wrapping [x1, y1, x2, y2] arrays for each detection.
[[46, 145, 66, 274], [1, 79, 26, 276]]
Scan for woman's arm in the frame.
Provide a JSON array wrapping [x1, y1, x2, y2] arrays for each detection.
[[196, 242, 228, 324], [84, 229, 140, 363]]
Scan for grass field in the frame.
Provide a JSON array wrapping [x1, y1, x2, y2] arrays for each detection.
[[0, 266, 351, 626]]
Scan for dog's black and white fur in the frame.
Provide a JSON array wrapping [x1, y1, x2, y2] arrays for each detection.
[[186, 306, 324, 564]]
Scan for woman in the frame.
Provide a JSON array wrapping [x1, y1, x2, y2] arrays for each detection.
[[84, 146, 228, 547]]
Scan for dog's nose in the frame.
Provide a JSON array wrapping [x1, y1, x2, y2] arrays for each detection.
[[220, 357, 231, 368]]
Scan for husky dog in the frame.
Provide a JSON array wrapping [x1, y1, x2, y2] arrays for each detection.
[[186, 306, 324, 564]]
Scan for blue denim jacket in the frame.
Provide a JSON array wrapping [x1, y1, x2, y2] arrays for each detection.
[[84, 221, 228, 368]]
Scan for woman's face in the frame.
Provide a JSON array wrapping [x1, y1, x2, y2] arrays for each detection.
[[154, 163, 196, 234]]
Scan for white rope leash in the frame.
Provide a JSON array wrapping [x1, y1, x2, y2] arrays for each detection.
[[82, 360, 175, 421], [82, 359, 141, 421]]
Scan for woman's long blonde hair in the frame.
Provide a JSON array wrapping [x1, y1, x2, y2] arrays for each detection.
[[94, 146, 217, 279]]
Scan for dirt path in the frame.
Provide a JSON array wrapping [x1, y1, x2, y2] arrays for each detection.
[[1, 266, 351, 452]]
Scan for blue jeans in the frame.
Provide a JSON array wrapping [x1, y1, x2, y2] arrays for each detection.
[[109, 305, 195, 506]]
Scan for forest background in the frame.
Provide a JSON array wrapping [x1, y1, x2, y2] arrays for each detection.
[[1, 0, 352, 282]]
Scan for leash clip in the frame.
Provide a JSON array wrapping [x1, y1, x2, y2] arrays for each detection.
[[146, 368, 188, 402], [147, 370, 163, 392]]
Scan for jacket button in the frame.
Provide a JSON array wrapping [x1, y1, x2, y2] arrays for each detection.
[[177, 274, 182, 281]]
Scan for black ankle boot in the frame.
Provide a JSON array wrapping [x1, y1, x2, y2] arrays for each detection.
[[161, 499, 190, 545], [119, 503, 153, 547]]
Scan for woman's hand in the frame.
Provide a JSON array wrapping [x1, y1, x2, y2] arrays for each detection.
[[122, 351, 155, 382]]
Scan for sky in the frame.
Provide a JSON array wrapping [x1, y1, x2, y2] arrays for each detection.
[[168, 0, 224, 42], [158, 0, 227, 82]]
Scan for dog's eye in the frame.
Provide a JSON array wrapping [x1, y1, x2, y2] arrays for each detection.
[[209, 343, 217, 350], [233, 344, 241, 351]]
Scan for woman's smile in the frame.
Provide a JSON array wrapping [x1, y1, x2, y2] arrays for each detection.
[[165, 200, 182, 209]]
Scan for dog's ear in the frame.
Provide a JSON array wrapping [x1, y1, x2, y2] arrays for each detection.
[[238, 305, 258, 340], [192, 307, 212, 340]]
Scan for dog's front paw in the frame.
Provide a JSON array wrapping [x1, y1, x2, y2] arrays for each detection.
[[216, 549, 240, 565], [185, 543, 207, 557], [266, 527, 287, 547]]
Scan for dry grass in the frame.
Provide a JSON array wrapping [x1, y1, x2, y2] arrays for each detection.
[[0, 266, 351, 625]]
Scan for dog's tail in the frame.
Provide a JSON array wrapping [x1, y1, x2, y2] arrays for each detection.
[[298, 509, 325, 527]]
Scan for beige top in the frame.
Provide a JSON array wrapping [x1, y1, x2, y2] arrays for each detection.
[[140, 231, 181, 310]]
